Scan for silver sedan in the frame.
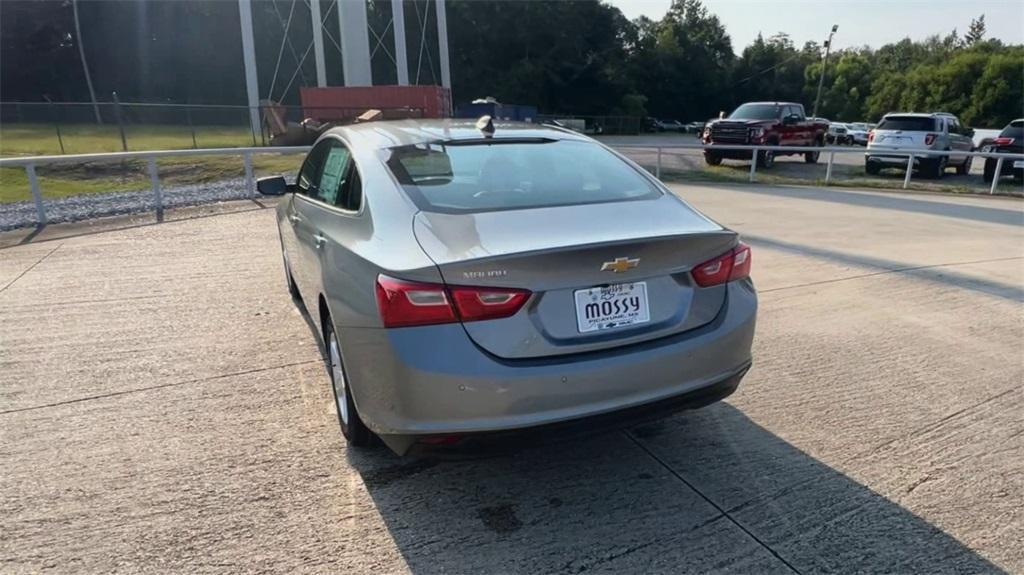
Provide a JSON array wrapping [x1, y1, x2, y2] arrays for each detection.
[[257, 119, 757, 455]]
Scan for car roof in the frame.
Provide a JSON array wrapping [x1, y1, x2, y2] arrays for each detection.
[[742, 101, 802, 106], [325, 119, 590, 150], [883, 112, 954, 118]]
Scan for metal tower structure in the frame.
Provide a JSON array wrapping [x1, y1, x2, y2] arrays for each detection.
[[237, 0, 452, 136]]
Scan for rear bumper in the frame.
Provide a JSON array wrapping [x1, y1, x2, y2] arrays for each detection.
[[866, 153, 935, 167], [986, 157, 1024, 176], [338, 281, 757, 454], [407, 364, 748, 457]]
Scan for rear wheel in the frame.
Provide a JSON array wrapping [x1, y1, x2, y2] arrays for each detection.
[[805, 141, 821, 164], [757, 148, 775, 169], [956, 156, 972, 176], [983, 158, 996, 183], [925, 156, 946, 179], [704, 153, 722, 166], [865, 159, 880, 175], [324, 318, 372, 447]]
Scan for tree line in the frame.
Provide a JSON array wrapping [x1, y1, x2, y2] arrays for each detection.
[[2, 0, 1021, 128]]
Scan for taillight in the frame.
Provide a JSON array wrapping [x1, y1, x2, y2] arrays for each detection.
[[924, 133, 937, 145], [450, 286, 531, 322], [376, 275, 457, 327], [868, 130, 874, 142], [992, 137, 1016, 146], [375, 275, 531, 328], [691, 243, 752, 287]]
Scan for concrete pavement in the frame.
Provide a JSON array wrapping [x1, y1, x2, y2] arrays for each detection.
[[1, 184, 1021, 573]]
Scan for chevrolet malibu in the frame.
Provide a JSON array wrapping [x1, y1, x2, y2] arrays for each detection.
[[256, 119, 757, 455]]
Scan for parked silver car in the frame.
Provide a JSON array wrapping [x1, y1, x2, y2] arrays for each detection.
[[865, 113, 974, 178], [257, 119, 757, 455]]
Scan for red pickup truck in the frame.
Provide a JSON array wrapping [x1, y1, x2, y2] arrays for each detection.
[[702, 102, 829, 168]]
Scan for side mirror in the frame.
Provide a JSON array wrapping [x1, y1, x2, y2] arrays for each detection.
[[964, 127, 975, 138], [256, 175, 289, 196]]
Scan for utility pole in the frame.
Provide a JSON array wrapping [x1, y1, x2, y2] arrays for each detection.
[[812, 24, 838, 119], [72, 0, 101, 124], [238, 0, 261, 139]]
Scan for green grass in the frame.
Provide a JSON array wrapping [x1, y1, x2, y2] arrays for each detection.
[[1, 123, 257, 156]]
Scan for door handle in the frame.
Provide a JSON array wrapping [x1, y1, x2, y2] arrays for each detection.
[[313, 234, 327, 249]]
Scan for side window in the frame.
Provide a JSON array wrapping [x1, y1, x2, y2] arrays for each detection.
[[949, 118, 962, 135], [297, 141, 331, 197], [315, 141, 351, 205], [789, 105, 805, 120], [338, 165, 362, 212]]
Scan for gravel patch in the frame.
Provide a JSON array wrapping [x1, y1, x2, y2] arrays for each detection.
[[0, 177, 256, 231]]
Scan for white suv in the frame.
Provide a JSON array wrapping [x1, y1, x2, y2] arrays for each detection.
[[865, 113, 975, 178]]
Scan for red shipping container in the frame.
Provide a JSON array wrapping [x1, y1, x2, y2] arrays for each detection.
[[300, 85, 452, 121]]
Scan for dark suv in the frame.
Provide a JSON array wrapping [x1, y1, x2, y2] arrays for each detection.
[[982, 119, 1024, 183]]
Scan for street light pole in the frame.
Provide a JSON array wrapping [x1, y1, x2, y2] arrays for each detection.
[[812, 24, 838, 119]]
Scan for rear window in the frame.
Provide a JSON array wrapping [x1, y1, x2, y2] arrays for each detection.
[[1000, 120, 1023, 139], [877, 116, 937, 132], [385, 140, 660, 213]]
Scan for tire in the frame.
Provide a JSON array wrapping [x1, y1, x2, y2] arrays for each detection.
[[865, 159, 880, 175], [805, 141, 821, 164], [926, 156, 947, 179], [983, 158, 996, 183], [956, 156, 972, 176], [704, 153, 723, 166], [324, 318, 373, 447], [757, 148, 775, 169]]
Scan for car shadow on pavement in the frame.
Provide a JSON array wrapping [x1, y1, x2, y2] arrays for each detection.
[[729, 184, 1023, 227], [744, 233, 1024, 303], [344, 403, 1004, 574]]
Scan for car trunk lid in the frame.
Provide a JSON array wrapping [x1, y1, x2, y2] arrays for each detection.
[[413, 195, 737, 359]]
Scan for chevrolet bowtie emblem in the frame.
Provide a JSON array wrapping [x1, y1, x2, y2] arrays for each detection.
[[601, 257, 639, 273]]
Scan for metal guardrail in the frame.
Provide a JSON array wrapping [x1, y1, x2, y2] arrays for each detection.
[[0, 146, 310, 225], [1, 143, 1020, 226], [613, 143, 1024, 195]]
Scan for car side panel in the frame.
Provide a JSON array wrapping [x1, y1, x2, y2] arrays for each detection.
[[310, 135, 443, 330], [277, 196, 303, 291]]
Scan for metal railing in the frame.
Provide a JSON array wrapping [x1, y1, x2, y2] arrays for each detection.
[[613, 143, 1024, 195], [0, 146, 310, 225], [1, 142, 1020, 227]]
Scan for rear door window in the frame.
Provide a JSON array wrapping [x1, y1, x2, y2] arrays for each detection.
[[878, 116, 937, 132], [316, 142, 351, 205], [297, 140, 331, 197], [309, 139, 362, 212]]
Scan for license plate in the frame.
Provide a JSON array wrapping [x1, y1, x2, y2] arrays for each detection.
[[1014, 161, 1024, 169], [574, 282, 650, 333]]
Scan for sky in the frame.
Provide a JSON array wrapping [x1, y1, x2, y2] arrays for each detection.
[[606, 0, 1024, 52]]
